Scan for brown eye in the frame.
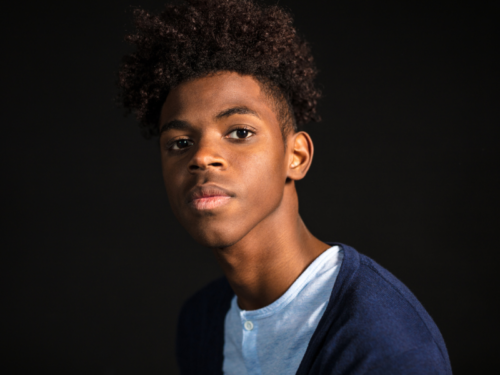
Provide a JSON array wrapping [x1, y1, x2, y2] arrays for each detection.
[[227, 129, 254, 139], [171, 139, 193, 150]]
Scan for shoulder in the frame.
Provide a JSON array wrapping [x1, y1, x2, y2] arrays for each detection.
[[176, 277, 234, 374], [177, 276, 233, 338], [303, 244, 452, 374], [349, 249, 447, 354], [180, 276, 233, 316]]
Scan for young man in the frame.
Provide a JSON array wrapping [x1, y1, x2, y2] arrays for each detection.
[[119, 0, 452, 374]]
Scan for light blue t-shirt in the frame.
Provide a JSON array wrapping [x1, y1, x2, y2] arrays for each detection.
[[223, 245, 344, 375]]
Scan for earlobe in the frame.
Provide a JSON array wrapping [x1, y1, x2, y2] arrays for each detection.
[[287, 131, 314, 181]]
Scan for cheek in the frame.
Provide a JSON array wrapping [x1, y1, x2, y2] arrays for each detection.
[[234, 146, 286, 204], [161, 161, 185, 210], [161, 161, 173, 193]]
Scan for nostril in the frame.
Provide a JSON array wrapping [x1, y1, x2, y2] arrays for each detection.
[[188, 159, 224, 172]]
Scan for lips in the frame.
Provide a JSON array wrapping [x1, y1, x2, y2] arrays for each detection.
[[187, 184, 234, 210]]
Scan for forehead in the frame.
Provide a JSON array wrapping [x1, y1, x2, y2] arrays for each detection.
[[160, 72, 278, 126]]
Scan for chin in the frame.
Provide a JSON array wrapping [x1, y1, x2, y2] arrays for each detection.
[[188, 223, 244, 249]]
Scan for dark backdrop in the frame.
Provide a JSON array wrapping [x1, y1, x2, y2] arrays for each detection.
[[1, 0, 498, 374]]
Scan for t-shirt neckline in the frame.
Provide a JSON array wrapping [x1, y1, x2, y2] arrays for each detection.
[[234, 245, 340, 320]]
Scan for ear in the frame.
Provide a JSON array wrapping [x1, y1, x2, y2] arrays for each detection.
[[287, 131, 314, 181]]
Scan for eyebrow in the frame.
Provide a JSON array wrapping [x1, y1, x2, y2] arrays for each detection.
[[214, 106, 261, 120], [159, 106, 260, 135], [159, 119, 192, 135]]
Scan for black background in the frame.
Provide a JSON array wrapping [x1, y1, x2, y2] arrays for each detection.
[[1, 0, 498, 374]]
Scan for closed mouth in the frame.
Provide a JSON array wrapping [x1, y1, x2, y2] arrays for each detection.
[[189, 195, 232, 210], [187, 184, 234, 210]]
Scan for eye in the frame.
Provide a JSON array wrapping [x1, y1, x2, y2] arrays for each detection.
[[170, 139, 194, 150], [227, 128, 254, 139]]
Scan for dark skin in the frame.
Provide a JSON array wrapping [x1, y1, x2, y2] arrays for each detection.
[[159, 71, 330, 310]]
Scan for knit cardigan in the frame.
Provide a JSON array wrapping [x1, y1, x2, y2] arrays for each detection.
[[176, 243, 452, 374]]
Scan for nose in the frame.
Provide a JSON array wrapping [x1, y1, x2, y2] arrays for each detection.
[[188, 142, 227, 172]]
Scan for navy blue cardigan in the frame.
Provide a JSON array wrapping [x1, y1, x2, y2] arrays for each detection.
[[176, 243, 452, 374]]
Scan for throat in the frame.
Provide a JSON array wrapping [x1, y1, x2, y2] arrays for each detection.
[[211, 216, 330, 311]]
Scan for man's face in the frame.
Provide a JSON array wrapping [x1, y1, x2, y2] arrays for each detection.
[[159, 72, 291, 248]]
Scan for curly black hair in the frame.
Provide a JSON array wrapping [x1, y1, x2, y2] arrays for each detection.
[[118, 0, 321, 139]]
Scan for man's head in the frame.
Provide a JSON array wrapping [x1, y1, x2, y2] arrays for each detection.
[[118, 0, 321, 248], [158, 71, 314, 247]]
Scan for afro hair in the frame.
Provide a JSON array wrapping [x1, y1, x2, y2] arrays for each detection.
[[118, 0, 321, 138]]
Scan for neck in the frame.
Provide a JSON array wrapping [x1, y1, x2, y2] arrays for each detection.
[[211, 183, 329, 311]]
